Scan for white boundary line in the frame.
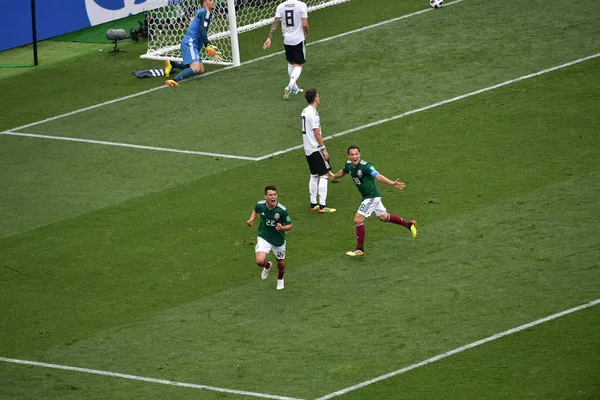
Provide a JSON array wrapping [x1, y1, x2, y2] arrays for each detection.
[[1, 298, 598, 399], [315, 298, 600, 400], [0, 2, 598, 396], [5, 52, 596, 160], [1, 1, 462, 134], [0, 131, 257, 161], [0, 357, 304, 400], [256, 52, 600, 161], [308, 0, 463, 47], [0, 1, 465, 158]]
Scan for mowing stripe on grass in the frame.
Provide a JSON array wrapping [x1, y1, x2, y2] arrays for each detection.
[[0, 1, 464, 140], [256, 52, 600, 161], [315, 298, 600, 400], [4, 51, 598, 160], [308, 0, 463, 47], [1, 299, 597, 399], [0, 357, 304, 400], [2, 52, 598, 160]]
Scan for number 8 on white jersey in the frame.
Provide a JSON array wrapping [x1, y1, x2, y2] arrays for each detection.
[[275, 0, 309, 46]]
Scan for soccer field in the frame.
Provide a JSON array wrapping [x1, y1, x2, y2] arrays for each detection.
[[1, 0, 599, 398]]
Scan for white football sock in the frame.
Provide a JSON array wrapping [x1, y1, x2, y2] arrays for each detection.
[[318, 175, 329, 206], [288, 66, 303, 89], [309, 174, 319, 204]]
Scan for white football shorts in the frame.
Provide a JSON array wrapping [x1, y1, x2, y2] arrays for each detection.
[[255, 236, 287, 260], [357, 197, 387, 218]]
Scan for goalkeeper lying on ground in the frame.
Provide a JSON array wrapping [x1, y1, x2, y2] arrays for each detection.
[[133, 0, 220, 85]]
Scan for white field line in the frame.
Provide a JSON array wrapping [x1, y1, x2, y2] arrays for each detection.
[[315, 298, 600, 400], [0, 131, 257, 161], [0, 357, 304, 400], [1, 298, 598, 399], [307, 0, 463, 47], [5, 51, 598, 160], [0, 3, 596, 398], [256, 52, 600, 161], [0, 1, 464, 157]]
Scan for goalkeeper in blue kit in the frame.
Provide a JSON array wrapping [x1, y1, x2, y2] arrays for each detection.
[[134, 0, 220, 83], [165, 0, 219, 87]]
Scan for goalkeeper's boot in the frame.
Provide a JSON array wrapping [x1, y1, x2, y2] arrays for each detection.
[[346, 249, 365, 257], [164, 59, 172, 77], [261, 261, 272, 280], [410, 220, 418, 238], [283, 86, 291, 100], [318, 206, 336, 213], [291, 87, 304, 95], [165, 79, 179, 87]]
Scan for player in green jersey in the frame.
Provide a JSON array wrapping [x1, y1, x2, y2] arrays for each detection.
[[332, 146, 417, 257], [246, 185, 293, 290]]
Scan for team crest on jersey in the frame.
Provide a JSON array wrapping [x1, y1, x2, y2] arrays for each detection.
[[357, 170, 363, 178], [274, 213, 281, 221]]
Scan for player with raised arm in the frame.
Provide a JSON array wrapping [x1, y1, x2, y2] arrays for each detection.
[[246, 186, 293, 290], [263, 0, 309, 100], [332, 146, 418, 257], [164, 0, 220, 87]]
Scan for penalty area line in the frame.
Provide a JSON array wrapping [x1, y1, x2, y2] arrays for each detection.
[[308, 0, 464, 47], [0, 131, 258, 161], [255, 51, 600, 161], [0, 357, 304, 400], [0, 3, 463, 158], [315, 298, 600, 400], [1, 3, 456, 135]]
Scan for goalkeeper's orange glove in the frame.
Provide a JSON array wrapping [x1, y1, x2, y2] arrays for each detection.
[[206, 45, 218, 57]]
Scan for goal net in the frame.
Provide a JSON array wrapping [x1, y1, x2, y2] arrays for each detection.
[[140, 0, 350, 66]]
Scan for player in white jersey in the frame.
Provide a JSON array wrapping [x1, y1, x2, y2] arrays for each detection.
[[300, 89, 336, 213], [263, 0, 309, 100]]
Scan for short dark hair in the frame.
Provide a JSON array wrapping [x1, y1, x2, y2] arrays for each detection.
[[264, 185, 277, 194], [347, 145, 360, 154], [305, 88, 318, 104]]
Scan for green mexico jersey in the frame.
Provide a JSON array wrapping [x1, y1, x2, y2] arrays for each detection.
[[254, 200, 291, 247], [343, 159, 381, 199]]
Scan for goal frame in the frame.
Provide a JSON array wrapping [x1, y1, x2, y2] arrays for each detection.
[[140, 0, 351, 67]]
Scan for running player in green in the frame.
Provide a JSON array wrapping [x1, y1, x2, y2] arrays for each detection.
[[332, 145, 417, 257], [246, 185, 293, 290]]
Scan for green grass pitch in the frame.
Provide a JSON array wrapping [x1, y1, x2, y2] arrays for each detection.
[[0, 0, 599, 398]]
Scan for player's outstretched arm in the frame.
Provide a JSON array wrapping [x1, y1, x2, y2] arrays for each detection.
[[376, 173, 405, 189], [263, 18, 280, 49], [331, 170, 346, 180]]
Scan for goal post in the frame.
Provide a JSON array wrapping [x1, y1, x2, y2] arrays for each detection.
[[140, 0, 351, 67]]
